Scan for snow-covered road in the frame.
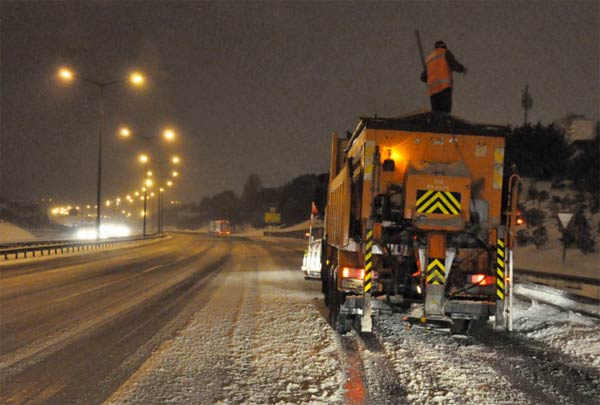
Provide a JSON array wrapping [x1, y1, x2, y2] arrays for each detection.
[[108, 237, 600, 405]]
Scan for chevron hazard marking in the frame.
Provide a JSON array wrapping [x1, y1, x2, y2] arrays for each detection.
[[416, 190, 461, 215]]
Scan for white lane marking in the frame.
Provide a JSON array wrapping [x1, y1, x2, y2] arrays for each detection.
[[143, 264, 164, 273]]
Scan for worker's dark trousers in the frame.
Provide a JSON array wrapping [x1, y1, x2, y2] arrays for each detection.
[[430, 88, 453, 113]]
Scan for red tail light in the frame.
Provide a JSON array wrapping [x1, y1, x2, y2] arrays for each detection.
[[469, 274, 495, 286], [342, 267, 365, 279]]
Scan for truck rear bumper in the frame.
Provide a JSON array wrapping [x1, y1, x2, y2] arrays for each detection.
[[445, 300, 496, 319]]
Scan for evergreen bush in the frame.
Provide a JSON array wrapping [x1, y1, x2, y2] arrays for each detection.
[[524, 208, 545, 228], [516, 230, 530, 246], [531, 226, 548, 249]]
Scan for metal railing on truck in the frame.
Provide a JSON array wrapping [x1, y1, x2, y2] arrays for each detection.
[[0, 234, 165, 261]]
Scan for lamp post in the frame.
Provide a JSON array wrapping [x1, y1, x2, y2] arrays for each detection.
[[157, 158, 180, 235], [57, 68, 145, 239], [158, 187, 164, 234], [139, 154, 150, 236], [120, 127, 177, 236]]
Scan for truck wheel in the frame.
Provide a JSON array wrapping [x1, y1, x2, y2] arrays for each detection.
[[329, 275, 351, 334], [322, 267, 331, 305]]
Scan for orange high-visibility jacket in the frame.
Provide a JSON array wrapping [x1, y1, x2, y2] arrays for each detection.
[[426, 48, 452, 96]]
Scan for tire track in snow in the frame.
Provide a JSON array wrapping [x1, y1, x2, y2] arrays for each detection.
[[339, 331, 408, 404], [339, 336, 367, 404]]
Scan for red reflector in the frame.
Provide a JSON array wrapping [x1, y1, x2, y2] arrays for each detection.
[[469, 274, 495, 286]]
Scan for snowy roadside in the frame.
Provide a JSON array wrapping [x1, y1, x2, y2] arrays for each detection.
[[375, 294, 600, 404], [511, 296, 600, 370]]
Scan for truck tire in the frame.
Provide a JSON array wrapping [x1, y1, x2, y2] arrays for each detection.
[[328, 273, 351, 334], [322, 266, 329, 302]]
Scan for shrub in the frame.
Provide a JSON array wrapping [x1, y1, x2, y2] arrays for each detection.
[[524, 208, 545, 228], [560, 229, 577, 248], [516, 230, 530, 246], [526, 184, 539, 201], [590, 194, 600, 215], [572, 210, 596, 253], [561, 195, 574, 209], [531, 226, 548, 249]]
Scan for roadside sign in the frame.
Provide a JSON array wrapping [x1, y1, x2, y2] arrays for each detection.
[[264, 212, 281, 224], [557, 212, 574, 264], [557, 212, 573, 228]]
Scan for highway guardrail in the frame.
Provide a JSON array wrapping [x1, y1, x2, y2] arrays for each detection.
[[0, 234, 166, 261]]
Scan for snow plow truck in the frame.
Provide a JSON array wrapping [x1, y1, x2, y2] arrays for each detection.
[[322, 112, 516, 334]]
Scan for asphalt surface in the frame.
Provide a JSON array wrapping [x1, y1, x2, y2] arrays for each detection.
[[0, 233, 244, 404]]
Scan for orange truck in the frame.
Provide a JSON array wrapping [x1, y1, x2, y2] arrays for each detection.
[[322, 112, 515, 334]]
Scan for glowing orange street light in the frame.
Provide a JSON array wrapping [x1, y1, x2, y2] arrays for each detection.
[[129, 72, 145, 86], [119, 127, 131, 138], [58, 67, 74, 82], [163, 129, 176, 141]]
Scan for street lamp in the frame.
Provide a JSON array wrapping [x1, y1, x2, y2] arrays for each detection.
[[57, 66, 145, 239], [120, 127, 177, 236], [137, 153, 151, 236]]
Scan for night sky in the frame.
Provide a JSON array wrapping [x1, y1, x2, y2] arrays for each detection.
[[1, 1, 598, 206]]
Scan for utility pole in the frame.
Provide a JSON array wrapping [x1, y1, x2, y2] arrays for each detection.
[[521, 85, 533, 125]]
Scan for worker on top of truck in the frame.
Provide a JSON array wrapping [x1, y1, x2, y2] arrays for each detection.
[[420, 40, 467, 114]]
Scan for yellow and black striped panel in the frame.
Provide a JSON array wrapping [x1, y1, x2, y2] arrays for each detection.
[[416, 190, 461, 215], [426, 258, 446, 285], [496, 238, 505, 300], [364, 229, 373, 294]]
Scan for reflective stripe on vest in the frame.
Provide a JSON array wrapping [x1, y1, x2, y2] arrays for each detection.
[[426, 48, 452, 96]]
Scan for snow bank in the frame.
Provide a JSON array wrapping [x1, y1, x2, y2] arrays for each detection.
[[512, 297, 600, 370], [0, 221, 35, 243]]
